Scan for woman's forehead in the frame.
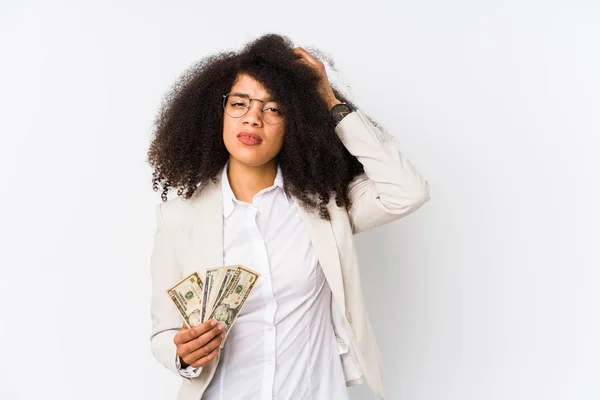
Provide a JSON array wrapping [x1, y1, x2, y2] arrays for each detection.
[[231, 74, 272, 99]]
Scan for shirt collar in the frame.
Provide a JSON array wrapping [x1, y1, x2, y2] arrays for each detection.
[[221, 161, 289, 218]]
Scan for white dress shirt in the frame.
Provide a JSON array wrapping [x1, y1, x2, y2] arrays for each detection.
[[178, 162, 349, 400]]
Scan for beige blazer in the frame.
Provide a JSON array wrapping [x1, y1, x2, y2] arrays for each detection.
[[149, 110, 431, 399]]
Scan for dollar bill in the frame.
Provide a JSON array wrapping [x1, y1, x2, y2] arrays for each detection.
[[206, 265, 260, 347], [208, 266, 236, 317], [166, 272, 204, 328], [201, 267, 221, 322]]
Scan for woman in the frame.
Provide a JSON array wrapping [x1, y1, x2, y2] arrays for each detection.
[[147, 34, 430, 400]]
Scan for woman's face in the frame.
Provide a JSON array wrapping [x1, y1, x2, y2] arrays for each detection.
[[213, 304, 231, 324], [222, 74, 285, 169]]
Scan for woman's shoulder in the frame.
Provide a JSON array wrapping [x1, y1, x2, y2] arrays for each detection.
[[156, 180, 219, 227]]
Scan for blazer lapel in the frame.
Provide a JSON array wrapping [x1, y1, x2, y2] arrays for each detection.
[[297, 204, 347, 317], [184, 178, 224, 274]]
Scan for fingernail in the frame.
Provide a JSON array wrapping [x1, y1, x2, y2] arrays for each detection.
[[221, 332, 226, 338], [210, 320, 217, 327], [218, 323, 225, 331]]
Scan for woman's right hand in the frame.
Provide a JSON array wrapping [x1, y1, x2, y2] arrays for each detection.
[[174, 319, 226, 368]]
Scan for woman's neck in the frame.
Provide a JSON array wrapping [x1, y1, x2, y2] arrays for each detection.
[[227, 158, 278, 203]]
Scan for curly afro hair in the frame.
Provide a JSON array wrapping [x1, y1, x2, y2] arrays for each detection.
[[148, 33, 383, 220]]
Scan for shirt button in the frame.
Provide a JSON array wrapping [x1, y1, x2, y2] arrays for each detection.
[[346, 311, 353, 323]]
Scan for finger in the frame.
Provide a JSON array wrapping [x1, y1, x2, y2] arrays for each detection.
[[181, 323, 225, 354], [293, 47, 318, 65], [190, 346, 221, 369], [292, 47, 311, 58], [174, 319, 217, 345], [183, 332, 224, 365], [293, 48, 327, 80], [180, 323, 225, 356]]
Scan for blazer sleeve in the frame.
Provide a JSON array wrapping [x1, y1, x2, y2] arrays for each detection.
[[149, 203, 199, 381], [335, 110, 431, 234]]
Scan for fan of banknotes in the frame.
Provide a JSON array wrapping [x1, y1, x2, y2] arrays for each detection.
[[167, 265, 260, 346]]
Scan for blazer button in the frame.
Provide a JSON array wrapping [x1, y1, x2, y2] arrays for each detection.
[[346, 311, 352, 324]]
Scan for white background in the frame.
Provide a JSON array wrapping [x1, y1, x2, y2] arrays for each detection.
[[1, 1, 598, 399]]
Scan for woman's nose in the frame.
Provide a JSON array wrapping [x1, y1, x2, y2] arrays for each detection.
[[242, 101, 263, 125]]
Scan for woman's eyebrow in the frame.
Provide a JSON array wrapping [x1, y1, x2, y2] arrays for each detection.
[[230, 92, 275, 101]]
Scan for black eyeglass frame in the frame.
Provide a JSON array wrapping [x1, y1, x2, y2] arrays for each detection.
[[222, 92, 285, 125]]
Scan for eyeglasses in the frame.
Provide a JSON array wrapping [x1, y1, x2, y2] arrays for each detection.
[[222, 92, 284, 125]]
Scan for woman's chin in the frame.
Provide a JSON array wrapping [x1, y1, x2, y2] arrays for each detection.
[[229, 152, 275, 168]]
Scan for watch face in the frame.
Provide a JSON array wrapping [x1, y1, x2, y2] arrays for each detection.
[[332, 104, 352, 121]]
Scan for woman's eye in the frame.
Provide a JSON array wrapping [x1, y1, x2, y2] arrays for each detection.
[[265, 107, 280, 113], [232, 102, 247, 107]]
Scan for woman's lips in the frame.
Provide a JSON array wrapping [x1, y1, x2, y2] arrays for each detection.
[[237, 133, 262, 146]]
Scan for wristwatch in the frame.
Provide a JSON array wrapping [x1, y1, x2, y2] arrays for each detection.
[[330, 103, 354, 125]]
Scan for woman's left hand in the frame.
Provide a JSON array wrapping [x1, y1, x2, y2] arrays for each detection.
[[293, 47, 341, 109]]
